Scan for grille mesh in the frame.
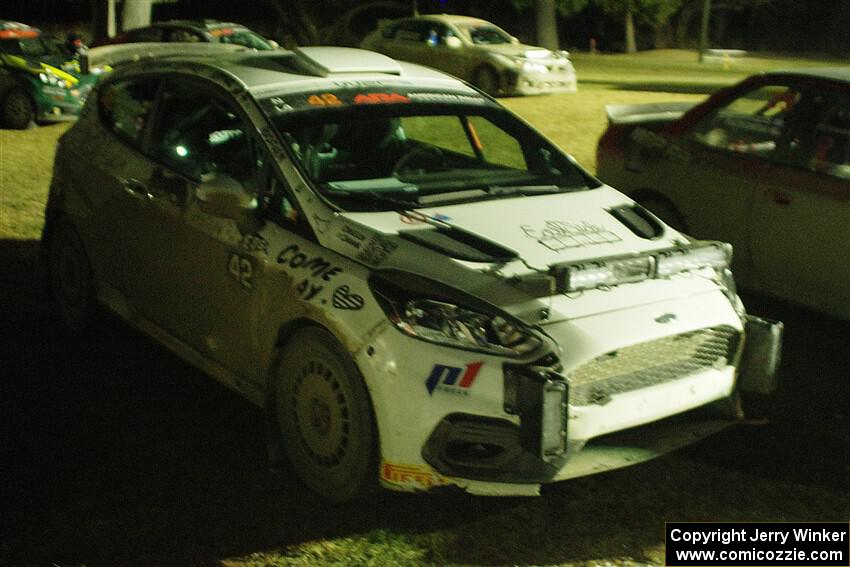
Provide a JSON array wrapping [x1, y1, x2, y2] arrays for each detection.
[[569, 325, 739, 406]]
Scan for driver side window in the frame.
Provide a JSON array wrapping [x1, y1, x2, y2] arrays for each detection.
[[149, 81, 256, 192]]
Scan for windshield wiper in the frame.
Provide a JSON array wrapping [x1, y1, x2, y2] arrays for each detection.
[[487, 184, 563, 196], [322, 187, 419, 210]]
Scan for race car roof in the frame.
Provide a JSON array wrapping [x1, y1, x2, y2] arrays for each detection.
[[92, 44, 477, 96]]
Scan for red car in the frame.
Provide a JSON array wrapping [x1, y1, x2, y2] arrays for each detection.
[[597, 68, 850, 320]]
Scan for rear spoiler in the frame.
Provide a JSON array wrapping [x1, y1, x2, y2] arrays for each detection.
[[605, 102, 697, 126], [81, 42, 247, 73]]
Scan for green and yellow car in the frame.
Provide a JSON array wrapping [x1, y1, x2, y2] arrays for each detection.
[[0, 21, 101, 129]]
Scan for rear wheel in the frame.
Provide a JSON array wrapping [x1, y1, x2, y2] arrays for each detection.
[[1, 88, 35, 130], [472, 66, 500, 96], [48, 218, 95, 333], [274, 327, 378, 502]]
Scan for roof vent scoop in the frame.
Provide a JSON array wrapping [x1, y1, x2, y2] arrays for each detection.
[[293, 47, 403, 77]]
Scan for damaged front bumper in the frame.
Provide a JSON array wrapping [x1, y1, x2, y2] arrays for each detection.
[[396, 309, 783, 496]]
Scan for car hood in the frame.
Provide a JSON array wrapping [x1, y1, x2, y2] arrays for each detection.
[[337, 185, 684, 272], [478, 43, 565, 60]]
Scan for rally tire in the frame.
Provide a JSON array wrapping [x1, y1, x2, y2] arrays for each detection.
[[275, 327, 378, 502], [1, 88, 35, 130], [49, 218, 96, 333]]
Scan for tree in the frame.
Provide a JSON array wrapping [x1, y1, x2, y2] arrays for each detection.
[[594, 0, 684, 52], [511, 0, 589, 49], [258, 0, 410, 46]]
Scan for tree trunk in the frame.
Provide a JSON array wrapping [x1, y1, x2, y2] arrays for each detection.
[[121, 0, 153, 33], [698, 0, 712, 61], [90, 0, 117, 41], [536, 0, 559, 51], [624, 8, 637, 53]]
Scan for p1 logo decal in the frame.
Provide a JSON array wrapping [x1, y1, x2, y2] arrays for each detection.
[[425, 362, 483, 396]]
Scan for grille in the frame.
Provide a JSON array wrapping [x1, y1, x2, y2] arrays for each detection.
[[568, 325, 739, 406]]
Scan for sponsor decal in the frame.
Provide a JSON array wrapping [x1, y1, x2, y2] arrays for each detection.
[[338, 225, 366, 249], [407, 92, 487, 105], [277, 244, 343, 301], [354, 92, 410, 104], [400, 211, 451, 225], [332, 285, 364, 310], [268, 97, 294, 114], [425, 362, 483, 396], [381, 462, 452, 490], [355, 234, 398, 266], [520, 220, 621, 252], [239, 233, 269, 255]]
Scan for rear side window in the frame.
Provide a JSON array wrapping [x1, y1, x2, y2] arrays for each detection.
[[98, 78, 159, 145]]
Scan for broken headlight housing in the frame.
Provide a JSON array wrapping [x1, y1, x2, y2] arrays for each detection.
[[370, 270, 543, 357], [394, 299, 541, 356]]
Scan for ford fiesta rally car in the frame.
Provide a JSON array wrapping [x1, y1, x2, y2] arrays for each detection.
[[43, 44, 782, 500], [0, 21, 101, 128]]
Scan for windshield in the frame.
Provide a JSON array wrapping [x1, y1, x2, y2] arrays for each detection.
[[457, 24, 513, 45], [212, 28, 273, 50], [267, 98, 593, 212], [0, 35, 68, 58]]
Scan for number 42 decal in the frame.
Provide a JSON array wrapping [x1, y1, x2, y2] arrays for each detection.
[[228, 253, 254, 290]]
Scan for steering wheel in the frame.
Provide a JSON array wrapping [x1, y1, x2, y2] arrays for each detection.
[[392, 145, 445, 175]]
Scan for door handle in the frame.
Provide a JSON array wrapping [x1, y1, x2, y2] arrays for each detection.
[[123, 178, 152, 200]]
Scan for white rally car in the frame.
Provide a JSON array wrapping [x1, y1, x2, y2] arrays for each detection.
[[44, 44, 782, 500]]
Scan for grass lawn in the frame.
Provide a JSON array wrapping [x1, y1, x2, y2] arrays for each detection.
[[2, 49, 848, 567]]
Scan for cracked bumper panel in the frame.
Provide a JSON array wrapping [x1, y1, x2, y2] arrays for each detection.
[[550, 290, 743, 444], [359, 289, 743, 494]]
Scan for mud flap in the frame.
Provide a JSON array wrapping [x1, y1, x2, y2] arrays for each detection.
[[738, 315, 784, 395]]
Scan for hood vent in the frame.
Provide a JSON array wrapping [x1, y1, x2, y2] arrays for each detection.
[[607, 204, 665, 240], [400, 226, 519, 263]]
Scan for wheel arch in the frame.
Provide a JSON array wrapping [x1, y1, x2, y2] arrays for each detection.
[[263, 318, 382, 468]]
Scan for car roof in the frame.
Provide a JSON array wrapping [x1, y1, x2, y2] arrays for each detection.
[[0, 20, 41, 38], [411, 14, 492, 26], [150, 19, 251, 31], [93, 44, 478, 97], [764, 67, 850, 85]]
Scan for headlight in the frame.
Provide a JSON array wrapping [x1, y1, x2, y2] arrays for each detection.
[[392, 299, 542, 356], [521, 61, 549, 74], [549, 241, 733, 293], [38, 71, 70, 89], [656, 242, 731, 277]]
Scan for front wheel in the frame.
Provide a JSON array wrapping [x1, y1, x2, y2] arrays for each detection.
[[274, 327, 378, 502], [1, 88, 35, 130]]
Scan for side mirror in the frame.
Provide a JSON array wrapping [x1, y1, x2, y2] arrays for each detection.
[[510, 36, 520, 45], [267, 39, 280, 49], [445, 36, 462, 49], [195, 174, 257, 220]]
